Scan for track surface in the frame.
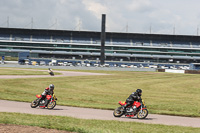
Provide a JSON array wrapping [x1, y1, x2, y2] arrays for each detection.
[[0, 68, 109, 79], [0, 100, 200, 128], [0, 68, 200, 128]]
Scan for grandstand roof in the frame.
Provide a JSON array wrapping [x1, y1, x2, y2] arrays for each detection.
[[1, 27, 200, 42]]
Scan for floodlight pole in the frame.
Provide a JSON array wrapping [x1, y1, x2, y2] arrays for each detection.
[[100, 14, 106, 65]]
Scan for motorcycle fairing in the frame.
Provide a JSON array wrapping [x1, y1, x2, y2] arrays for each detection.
[[46, 95, 52, 100], [36, 95, 41, 98], [119, 101, 141, 108], [39, 106, 45, 108], [118, 101, 126, 106], [126, 114, 134, 117], [36, 95, 53, 100], [134, 101, 141, 108]]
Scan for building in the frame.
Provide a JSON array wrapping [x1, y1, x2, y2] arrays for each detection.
[[1, 27, 200, 65]]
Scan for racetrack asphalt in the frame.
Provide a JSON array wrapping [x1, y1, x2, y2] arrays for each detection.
[[0, 100, 200, 128], [0, 68, 109, 79], [0, 68, 200, 128]]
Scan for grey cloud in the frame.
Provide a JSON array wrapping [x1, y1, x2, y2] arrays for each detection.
[[0, 0, 200, 35]]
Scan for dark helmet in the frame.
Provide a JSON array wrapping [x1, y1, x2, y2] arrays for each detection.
[[49, 84, 54, 91], [136, 89, 142, 96]]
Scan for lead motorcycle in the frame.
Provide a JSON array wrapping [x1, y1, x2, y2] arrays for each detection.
[[113, 99, 148, 119], [30, 94, 57, 109]]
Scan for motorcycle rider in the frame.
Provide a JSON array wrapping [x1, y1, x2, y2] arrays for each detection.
[[122, 89, 142, 111], [48, 68, 54, 76], [48, 68, 53, 72], [39, 84, 55, 105]]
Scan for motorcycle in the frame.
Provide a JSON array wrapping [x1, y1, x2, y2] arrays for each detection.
[[30, 94, 57, 109], [113, 99, 148, 119], [49, 71, 54, 76]]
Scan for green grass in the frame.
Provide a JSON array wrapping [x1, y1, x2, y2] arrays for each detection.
[[0, 112, 199, 133], [0, 68, 200, 117], [0, 68, 60, 75]]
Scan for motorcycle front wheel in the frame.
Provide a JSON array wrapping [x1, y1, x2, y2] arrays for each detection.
[[113, 107, 124, 117], [47, 101, 56, 109], [30, 99, 39, 108], [137, 109, 148, 119]]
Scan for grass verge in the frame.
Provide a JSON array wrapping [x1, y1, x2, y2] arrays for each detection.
[[0, 112, 199, 133]]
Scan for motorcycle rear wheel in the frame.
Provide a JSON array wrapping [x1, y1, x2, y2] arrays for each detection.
[[113, 107, 124, 117], [30, 99, 39, 108], [47, 101, 56, 109], [137, 109, 148, 119]]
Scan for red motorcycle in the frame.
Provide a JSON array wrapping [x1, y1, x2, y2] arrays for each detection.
[[113, 100, 148, 119], [30, 94, 57, 109]]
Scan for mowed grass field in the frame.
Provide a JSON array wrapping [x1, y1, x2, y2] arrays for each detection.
[[0, 68, 200, 132], [1, 112, 200, 133], [0, 68, 199, 117]]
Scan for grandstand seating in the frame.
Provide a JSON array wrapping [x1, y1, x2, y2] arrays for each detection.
[[1, 27, 200, 65], [1, 33, 200, 50], [0, 34, 10, 40]]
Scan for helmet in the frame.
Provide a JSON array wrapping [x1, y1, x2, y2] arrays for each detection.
[[136, 89, 142, 96], [49, 84, 54, 91]]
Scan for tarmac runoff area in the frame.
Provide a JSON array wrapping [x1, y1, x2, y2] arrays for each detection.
[[0, 68, 199, 128], [0, 100, 200, 128]]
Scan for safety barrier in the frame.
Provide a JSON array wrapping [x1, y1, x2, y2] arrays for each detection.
[[157, 69, 200, 74]]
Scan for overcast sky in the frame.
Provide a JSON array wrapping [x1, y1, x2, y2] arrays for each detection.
[[0, 0, 200, 35]]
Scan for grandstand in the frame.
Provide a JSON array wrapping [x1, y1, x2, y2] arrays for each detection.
[[0, 27, 200, 67]]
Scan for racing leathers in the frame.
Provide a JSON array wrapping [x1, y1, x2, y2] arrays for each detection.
[[123, 92, 141, 111]]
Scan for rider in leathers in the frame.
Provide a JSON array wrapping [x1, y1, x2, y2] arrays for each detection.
[[123, 89, 142, 111], [39, 84, 55, 105]]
